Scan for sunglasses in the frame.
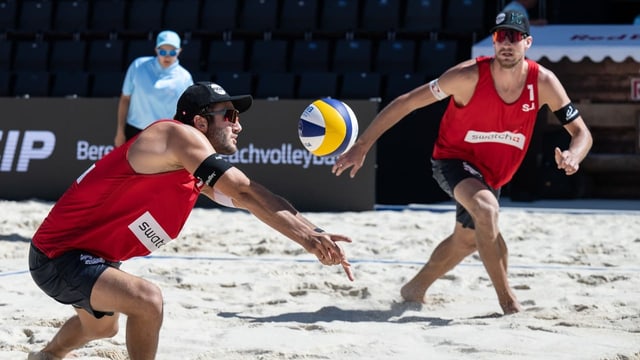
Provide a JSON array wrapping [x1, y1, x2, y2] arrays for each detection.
[[492, 29, 528, 43], [157, 48, 178, 57], [202, 109, 240, 124]]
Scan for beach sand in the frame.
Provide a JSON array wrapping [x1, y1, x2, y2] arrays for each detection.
[[1, 199, 639, 360]]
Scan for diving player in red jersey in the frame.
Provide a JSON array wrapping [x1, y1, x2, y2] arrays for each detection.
[[28, 82, 354, 360], [332, 10, 592, 315]]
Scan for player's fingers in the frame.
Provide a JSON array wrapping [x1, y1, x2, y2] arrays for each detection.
[[330, 234, 352, 244], [342, 261, 355, 281], [332, 161, 351, 176]]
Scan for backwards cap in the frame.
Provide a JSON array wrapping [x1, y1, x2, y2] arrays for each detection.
[[174, 82, 253, 123]]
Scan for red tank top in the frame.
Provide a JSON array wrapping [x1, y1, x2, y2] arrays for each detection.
[[432, 56, 539, 188], [32, 120, 203, 261]]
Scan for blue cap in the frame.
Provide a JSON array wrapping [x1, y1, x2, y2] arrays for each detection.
[[156, 30, 181, 49]]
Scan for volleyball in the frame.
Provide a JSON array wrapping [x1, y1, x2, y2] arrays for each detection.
[[298, 98, 359, 157]]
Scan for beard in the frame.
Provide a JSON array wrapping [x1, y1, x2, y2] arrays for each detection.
[[210, 130, 237, 155], [495, 53, 523, 69]]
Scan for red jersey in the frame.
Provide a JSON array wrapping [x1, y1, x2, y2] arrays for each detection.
[[432, 56, 540, 188], [32, 120, 203, 262]]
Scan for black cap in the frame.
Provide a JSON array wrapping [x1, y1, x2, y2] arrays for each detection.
[[174, 82, 253, 123], [490, 10, 530, 35]]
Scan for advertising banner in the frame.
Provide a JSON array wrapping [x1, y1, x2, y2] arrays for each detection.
[[0, 98, 377, 212]]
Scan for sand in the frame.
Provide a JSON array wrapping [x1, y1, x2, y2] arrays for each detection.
[[1, 199, 639, 360]]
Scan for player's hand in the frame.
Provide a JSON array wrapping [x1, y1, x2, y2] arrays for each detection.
[[311, 233, 354, 281], [332, 142, 366, 178], [554, 147, 579, 175], [114, 132, 126, 147]]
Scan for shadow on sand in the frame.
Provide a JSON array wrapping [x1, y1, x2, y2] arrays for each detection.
[[219, 301, 453, 326]]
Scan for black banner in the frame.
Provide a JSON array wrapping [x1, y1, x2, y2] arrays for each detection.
[[0, 98, 377, 212]]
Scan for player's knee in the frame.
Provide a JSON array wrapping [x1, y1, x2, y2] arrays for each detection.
[[138, 282, 164, 317], [94, 321, 119, 339], [452, 224, 477, 252], [469, 200, 499, 229]]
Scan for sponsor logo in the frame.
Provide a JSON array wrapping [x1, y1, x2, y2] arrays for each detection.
[[462, 162, 483, 178], [226, 143, 336, 169], [79, 253, 106, 265], [565, 105, 578, 120], [77, 141, 113, 161], [464, 130, 526, 150], [0, 130, 55, 172], [128, 211, 173, 252]]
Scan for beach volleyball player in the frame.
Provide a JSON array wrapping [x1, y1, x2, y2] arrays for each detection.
[[28, 82, 354, 360], [332, 11, 593, 314]]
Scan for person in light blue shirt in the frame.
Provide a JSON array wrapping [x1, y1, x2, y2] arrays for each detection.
[[115, 30, 193, 146]]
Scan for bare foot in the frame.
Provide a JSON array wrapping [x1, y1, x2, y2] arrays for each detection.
[[27, 351, 62, 360], [400, 282, 427, 303], [501, 300, 522, 315]]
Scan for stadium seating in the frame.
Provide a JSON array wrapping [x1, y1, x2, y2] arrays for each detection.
[[332, 38, 373, 73], [162, 0, 201, 34], [213, 72, 254, 95], [199, 0, 238, 33], [402, 0, 443, 33], [51, 71, 90, 97], [50, 39, 87, 72], [13, 41, 49, 72], [0, 0, 18, 32], [18, 0, 53, 34], [361, 0, 401, 33], [297, 72, 338, 99], [279, 0, 319, 34], [207, 40, 246, 73], [255, 72, 297, 99], [13, 71, 50, 97], [90, 0, 126, 34], [340, 72, 382, 100], [249, 39, 289, 73], [290, 39, 331, 73], [53, 0, 89, 33], [375, 39, 416, 75]]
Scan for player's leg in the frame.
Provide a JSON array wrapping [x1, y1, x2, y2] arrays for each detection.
[[400, 222, 476, 303], [90, 267, 164, 360], [454, 178, 521, 314], [31, 309, 120, 359]]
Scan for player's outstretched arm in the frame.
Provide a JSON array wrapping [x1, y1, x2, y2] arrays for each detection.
[[207, 167, 354, 281]]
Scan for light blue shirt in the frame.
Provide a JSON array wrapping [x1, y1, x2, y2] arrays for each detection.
[[122, 57, 193, 130], [503, 1, 530, 19]]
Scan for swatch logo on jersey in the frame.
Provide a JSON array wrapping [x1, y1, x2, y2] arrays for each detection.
[[128, 211, 172, 252], [464, 130, 526, 150]]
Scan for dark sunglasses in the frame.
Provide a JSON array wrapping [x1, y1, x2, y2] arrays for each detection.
[[202, 109, 240, 124], [492, 29, 528, 43], [157, 48, 178, 57]]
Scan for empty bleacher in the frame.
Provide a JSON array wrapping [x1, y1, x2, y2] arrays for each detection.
[[4, 0, 612, 99]]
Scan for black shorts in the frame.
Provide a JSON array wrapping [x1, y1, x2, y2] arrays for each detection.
[[431, 158, 500, 229], [125, 123, 143, 140], [29, 244, 121, 319]]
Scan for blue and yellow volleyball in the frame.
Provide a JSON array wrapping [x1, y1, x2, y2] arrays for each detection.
[[298, 98, 359, 157]]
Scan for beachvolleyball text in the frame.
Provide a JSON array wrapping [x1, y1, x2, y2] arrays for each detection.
[[226, 143, 336, 168]]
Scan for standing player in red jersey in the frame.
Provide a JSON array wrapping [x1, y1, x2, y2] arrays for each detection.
[[28, 82, 353, 360], [332, 10, 592, 315]]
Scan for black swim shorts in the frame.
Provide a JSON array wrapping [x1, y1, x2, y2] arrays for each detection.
[[29, 243, 121, 319], [431, 158, 500, 229]]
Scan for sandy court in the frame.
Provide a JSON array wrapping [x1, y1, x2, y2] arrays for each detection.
[[1, 199, 639, 359]]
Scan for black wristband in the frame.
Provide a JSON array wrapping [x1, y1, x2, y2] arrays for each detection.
[[194, 154, 232, 187], [553, 102, 580, 125]]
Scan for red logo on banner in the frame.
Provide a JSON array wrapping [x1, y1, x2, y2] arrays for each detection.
[[632, 78, 640, 101]]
